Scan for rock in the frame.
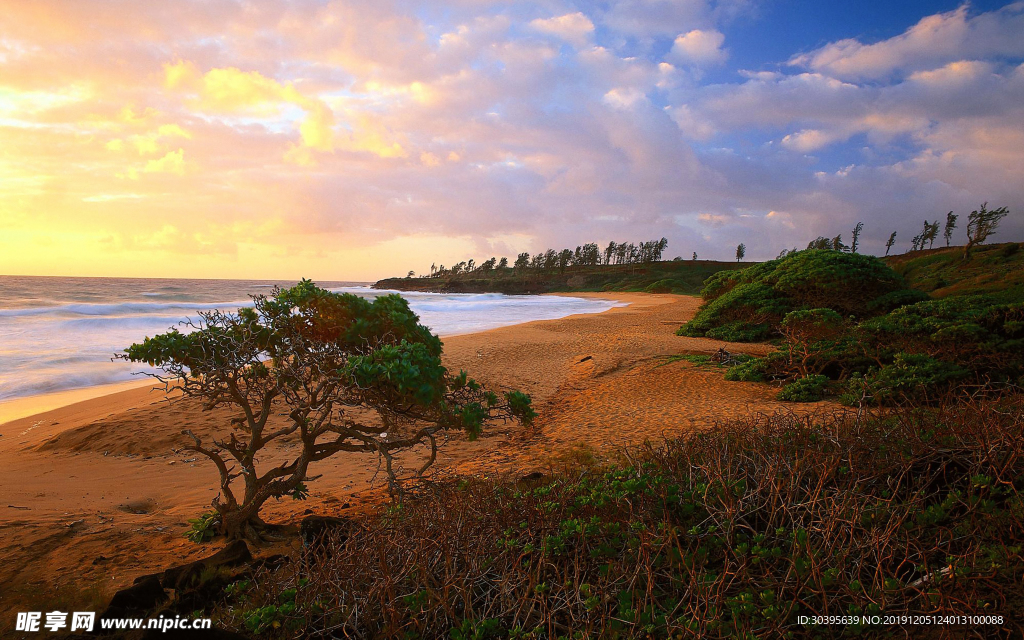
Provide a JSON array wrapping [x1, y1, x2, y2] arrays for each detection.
[[163, 536, 253, 585], [299, 515, 352, 549], [519, 471, 545, 483], [133, 572, 163, 585], [161, 540, 252, 589], [95, 575, 168, 634]]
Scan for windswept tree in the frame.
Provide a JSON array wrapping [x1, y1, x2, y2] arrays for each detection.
[[736, 243, 746, 262], [964, 203, 1009, 259], [514, 252, 530, 272], [655, 237, 669, 261], [919, 220, 940, 250], [692, 252, 698, 261], [807, 237, 832, 251], [604, 242, 616, 265], [121, 281, 535, 541], [497, 257, 508, 270], [885, 231, 897, 256], [943, 211, 957, 247], [851, 222, 864, 253]]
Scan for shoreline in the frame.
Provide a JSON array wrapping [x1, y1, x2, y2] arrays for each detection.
[[0, 291, 635, 429]]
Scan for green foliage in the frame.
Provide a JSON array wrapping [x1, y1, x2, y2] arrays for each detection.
[[851, 354, 969, 404], [777, 375, 831, 402], [123, 280, 532, 540], [684, 249, 1024, 403], [503, 390, 537, 427], [729, 293, 1023, 404], [858, 296, 1024, 377], [724, 359, 768, 382], [185, 511, 221, 544], [679, 250, 919, 343], [643, 278, 675, 293], [377, 259, 750, 296], [344, 340, 448, 407], [678, 282, 787, 342], [886, 242, 1024, 303]]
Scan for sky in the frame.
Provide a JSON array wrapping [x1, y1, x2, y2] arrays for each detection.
[[1, 0, 1022, 281]]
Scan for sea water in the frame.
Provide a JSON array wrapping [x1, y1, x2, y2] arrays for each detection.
[[0, 276, 625, 403]]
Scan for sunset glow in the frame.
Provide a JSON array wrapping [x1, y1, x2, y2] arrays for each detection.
[[1, 1, 1022, 280]]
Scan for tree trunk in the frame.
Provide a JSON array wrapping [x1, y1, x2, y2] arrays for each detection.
[[219, 503, 267, 542]]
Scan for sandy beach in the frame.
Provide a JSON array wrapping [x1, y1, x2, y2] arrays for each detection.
[[0, 292, 828, 616]]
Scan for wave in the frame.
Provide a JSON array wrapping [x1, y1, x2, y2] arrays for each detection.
[[0, 284, 623, 403], [0, 298, 256, 318]]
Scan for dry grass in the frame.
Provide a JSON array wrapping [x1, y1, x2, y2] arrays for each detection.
[[213, 395, 1024, 638]]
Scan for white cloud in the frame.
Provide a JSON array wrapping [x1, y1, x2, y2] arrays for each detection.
[[790, 3, 1024, 80], [529, 12, 594, 47], [670, 29, 727, 65], [603, 87, 646, 109], [780, 129, 844, 153]]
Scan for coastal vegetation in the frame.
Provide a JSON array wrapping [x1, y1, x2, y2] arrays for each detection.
[[121, 280, 534, 541], [202, 396, 1024, 638], [376, 257, 751, 296], [679, 232, 1024, 404], [90, 212, 1023, 637], [419, 238, 671, 280], [375, 238, 725, 295]]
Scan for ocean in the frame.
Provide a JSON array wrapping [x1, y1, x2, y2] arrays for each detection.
[[0, 276, 625, 403]]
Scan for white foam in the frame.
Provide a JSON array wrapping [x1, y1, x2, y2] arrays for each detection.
[[0, 281, 623, 402]]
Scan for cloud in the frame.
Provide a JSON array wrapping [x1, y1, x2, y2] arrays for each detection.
[[164, 62, 338, 155], [670, 29, 727, 65], [0, 0, 1022, 279], [529, 12, 594, 47], [143, 148, 185, 175], [780, 128, 844, 153], [790, 3, 1024, 80]]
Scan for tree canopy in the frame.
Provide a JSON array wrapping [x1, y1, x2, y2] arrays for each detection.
[[122, 280, 534, 540]]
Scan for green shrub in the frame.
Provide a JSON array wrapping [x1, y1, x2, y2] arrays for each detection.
[[714, 285, 1023, 404], [853, 354, 969, 404], [777, 375, 831, 402], [185, 511, 221, 544], [725, 359, 767, 382], [643, 279, 675, 294], [680, 250, 919, 342]]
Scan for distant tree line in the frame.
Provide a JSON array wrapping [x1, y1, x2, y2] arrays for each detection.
[[774, 203, 1009, 260], [420, 238, 669, 278], [410, 202, 1010, 279]]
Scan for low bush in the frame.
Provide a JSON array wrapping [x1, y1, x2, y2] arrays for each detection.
[[643, 279, 675, 294], [678, 250, 924, 343], [212, 397, 1024, 638], [711, 292, 1024, 404], [777, 375, 831, 402]]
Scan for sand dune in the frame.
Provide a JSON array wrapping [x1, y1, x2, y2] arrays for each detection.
[[0, 292, 828, 615]]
